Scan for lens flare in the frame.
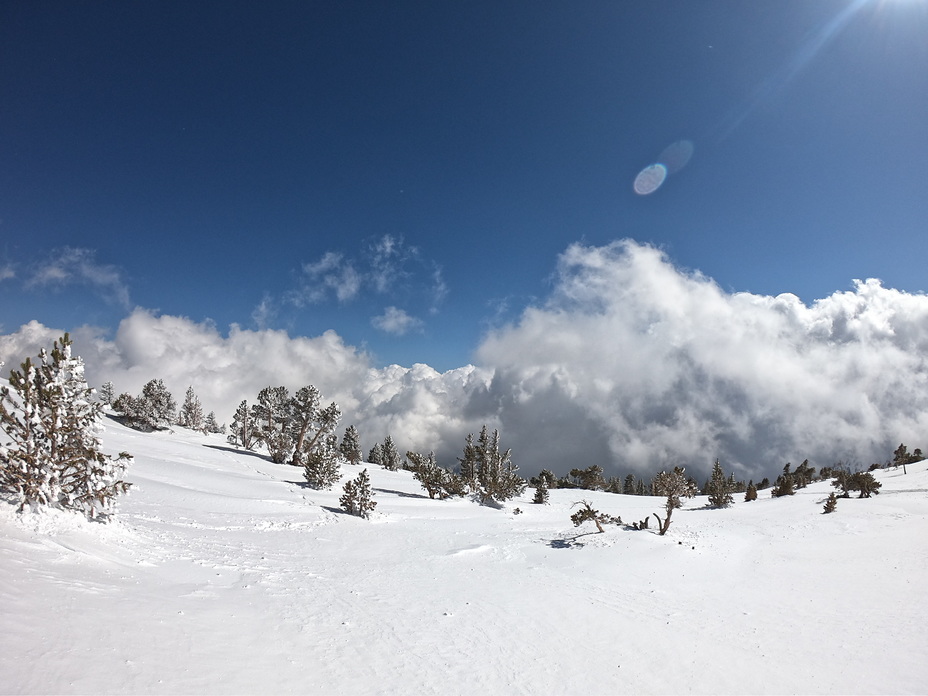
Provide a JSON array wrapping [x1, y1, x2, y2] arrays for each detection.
[[633, 163, 667, 195]]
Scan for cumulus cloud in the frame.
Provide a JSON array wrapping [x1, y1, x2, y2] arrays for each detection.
[[4, 239, 928, 483], [371, 306, 423, 336], [473, 240, 928, 480], [26, 247, 131, 309]]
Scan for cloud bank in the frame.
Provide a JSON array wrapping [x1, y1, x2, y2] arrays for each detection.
[[4, 239, 928, 482]]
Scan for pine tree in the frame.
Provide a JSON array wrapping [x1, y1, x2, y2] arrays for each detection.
[[227, 400, 259, 450], [469, 426, 526, 506], [381, 435, 400, 471], [744, 480, 758, 502], [533, 478, 549, 504], [253, 386, 292, 463], [367, 443, 383, 466], [177, 386, 204, 431], [651, 467, 697, 535], [340, 468, 376, 519], [113, 379, 176, 431], [707, 459, 734, 508], [339, 425, 362, 465], [288, 385, 341, 466], [99, 380, 115, 406], [771, 463, 795, 497], [623, 473, 636, 495], [204, 411, 224, 434], [0, 335, 132, 517], [458, 433, 479, 491], [823, 492, 838, 513], [303, 433, 342, 489]]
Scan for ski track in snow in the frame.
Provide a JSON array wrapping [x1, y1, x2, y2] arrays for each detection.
[[2, 419, 928, 694]]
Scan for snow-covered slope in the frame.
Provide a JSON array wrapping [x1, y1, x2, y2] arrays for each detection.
[[2, 418, 927, 695]]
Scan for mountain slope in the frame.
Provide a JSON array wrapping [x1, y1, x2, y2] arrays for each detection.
[[2, 418, 927, 694]]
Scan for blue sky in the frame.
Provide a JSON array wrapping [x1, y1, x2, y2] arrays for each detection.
[[3, 0, 928, 479], [3, 0, 926, 372]]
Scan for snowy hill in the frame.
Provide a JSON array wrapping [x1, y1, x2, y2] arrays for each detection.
[[2, 419, 927, 695]]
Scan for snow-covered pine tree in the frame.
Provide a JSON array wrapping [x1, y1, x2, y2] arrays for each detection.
[[533, 478, 549, 504], [287, 385, 340, 466], [381, 435, 400, 471], [140, 379, 176, 429], [707, 459, 733, 508], [470, 426, 526, 506], [339, 468, 376, 519], [409, 450, 462, 499], [177, 386, 204, 431], [204, 411, 224, 434], [651, 466, 697, 535], [99, 380, 115, 406], [339, 425, 362, 465], [367, 443, 383, 466], [0, 334, 132, 517], [303, 433, 342, 489], [823, 492, 838, 513], [227, 400, 259, 450], [253, 386, 292, 463], [457, 433, 479, 492]]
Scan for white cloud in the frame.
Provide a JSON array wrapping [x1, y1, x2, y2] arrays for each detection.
[[371, 306, 423, 336], [5, 239, 928, 482], [0, 263, 15, 282], [26, 247, 131, 309]]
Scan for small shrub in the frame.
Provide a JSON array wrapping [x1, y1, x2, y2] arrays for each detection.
[[823, 492, 838, 514], [340, 469, 376, 519]]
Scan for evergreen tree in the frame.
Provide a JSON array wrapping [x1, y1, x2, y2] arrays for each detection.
[[469, 426, 526, 506], [529, 469, 558, 490], [112, 379, 176, 431], [635, 478, 646, 496], [204, 411, 224, 434], [253, 386, 292, 463], [651, 467, 697, 535], [177, 386, 204, 431], [303, 433, 342, 489], [339, 425, 362, 465], [458, 433, 479, 491], [850, 471, 882, 498], [287, 385, 340, 466], [227, 400, 259, 450], [0, 335, 132, 517], [569, 465, 606, 490], [707, 459, 734, 508], [381, 435, 400, 471], [409, 450, 462, 499], [771, 463, 795, 497], [340, 468, 376, 518], [823, 492, 838, 513], [367, 443, 383, 467], [99, 380, 115, 406], [623, 473, 636, 495], [533, 478, 549, 504], [744, 480, 758, 502]]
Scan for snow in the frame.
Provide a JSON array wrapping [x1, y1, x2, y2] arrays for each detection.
[[2, 419, 927, 694]]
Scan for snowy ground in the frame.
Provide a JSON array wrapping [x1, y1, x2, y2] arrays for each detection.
[[2, 419, 927, 695]]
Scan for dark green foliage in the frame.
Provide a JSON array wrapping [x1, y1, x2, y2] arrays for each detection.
[[461, 426, 526, 506], [605, 476, 622, 494], [758, 477, 770, 490], [177, 386, 204, 431], [744, 480, 758, 502], [340, 468, 376, 519], [288, 385, 341, 467], [823, 492, 838, 514], [0, 334, 132, 517], [533, 479, 549, 504], [851, 471, 882, 498], [569, 465, 606, 491], [303, 434, 342, 490], [254, 386, 292, 463], [651, 467, 698, 535], [113, 379, 176, 431], [381, 435, 400, 471], [338, 425, 362, 465], [831, 468, 854, 498], [227, 400, 259, 450], [623, 474, 636, 495], [793, 459, 815, 489], [569, 500, 620, 533], [706, 459, 733, 508], [409, 450, 462, 499], [529, 469, 558, 490], [771, 464, 795, 497]]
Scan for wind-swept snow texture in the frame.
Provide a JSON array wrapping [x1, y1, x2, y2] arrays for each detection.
[[2, 419, 927, 694]]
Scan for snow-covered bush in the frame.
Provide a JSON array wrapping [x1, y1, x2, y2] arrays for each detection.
[[0, 334, 132, 518], [113, 378, 176, 431], [459, 426, 526, 507], [651, 466, 697, 535], [303, 434, 342, 490]]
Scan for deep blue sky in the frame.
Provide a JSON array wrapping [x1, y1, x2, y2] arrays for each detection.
[[2, 0, 927, 370]]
